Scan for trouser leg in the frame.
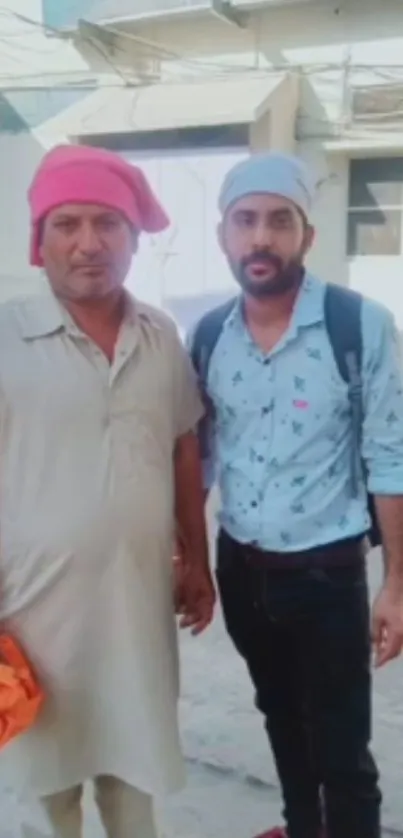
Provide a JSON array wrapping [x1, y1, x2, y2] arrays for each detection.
[[310, 563, 381, 838], [216, 531, 322, 838], [36, 786, 83, 838], [95, 775, 158, 838]]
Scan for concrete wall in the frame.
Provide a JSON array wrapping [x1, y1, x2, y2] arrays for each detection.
[[0, 131, 46, 299]]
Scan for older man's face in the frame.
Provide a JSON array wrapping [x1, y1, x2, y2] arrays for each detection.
[[40, 204, 138, 302], [218, 193, 314, 298]]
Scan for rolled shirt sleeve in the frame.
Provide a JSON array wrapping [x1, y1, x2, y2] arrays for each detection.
[[362, 299, 403, 494]]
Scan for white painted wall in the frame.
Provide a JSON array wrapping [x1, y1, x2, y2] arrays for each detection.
[[0, 132, 46, 299], [123, 147, 245, 331]]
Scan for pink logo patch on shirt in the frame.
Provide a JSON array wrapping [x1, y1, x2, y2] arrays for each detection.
[[293, 399, 309, 409]]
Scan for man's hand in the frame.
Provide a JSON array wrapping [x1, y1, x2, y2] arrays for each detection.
[[173, 430, 214, 633], [173, 554, 216, 635], [371, 584, 403, 667]]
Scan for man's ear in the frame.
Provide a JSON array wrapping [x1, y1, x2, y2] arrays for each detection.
[[37, 218, 45, 251], [37, 219, 46, 264], [217, 220, 225, 253], [302, 224, 315, 257]]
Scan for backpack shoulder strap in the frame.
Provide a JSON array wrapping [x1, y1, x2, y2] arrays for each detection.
[[324, 283, 363, 496], [188, 298, 236, 464], [324, 283, 363, 381], [189, 298, 237, 384]]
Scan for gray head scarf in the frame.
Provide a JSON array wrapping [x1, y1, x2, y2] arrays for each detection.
[[219, 152, 315, 219]]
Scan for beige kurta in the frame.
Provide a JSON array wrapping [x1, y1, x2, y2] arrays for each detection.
[[0, 290, 203, 798]]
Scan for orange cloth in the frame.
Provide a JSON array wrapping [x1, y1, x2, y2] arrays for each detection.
[[0, 634, 45, 749]]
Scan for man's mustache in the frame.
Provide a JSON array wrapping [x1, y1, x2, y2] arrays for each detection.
[[71, 260, 110, 269], [241, 251, 283, 271]]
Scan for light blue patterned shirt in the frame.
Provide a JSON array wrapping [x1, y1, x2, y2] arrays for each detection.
[[193, 274, 403, 552]]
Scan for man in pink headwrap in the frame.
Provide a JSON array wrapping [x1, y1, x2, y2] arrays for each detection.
[[0, 145, 215, 837]]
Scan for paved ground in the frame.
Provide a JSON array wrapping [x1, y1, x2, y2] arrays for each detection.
[[1, 493, 402, 836]]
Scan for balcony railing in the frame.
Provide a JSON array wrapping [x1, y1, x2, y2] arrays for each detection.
[[351, 83, 403, 125]]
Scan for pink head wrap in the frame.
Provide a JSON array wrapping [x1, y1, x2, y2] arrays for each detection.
[[28, 144, 169, 267]]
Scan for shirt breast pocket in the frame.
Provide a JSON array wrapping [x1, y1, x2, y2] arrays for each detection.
[[114, 359, 175, 459], [278, 371, 351, 466]]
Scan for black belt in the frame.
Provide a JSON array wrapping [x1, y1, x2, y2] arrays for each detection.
[[219, 529, 366, 570]]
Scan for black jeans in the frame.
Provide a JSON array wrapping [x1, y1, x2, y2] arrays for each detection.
[[216, 530, 381, 838]]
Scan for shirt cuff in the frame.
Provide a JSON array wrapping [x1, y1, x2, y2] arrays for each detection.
[[176, 402, 205, 439], [202, 457, 216, 492], [367, 467, 403, 495]]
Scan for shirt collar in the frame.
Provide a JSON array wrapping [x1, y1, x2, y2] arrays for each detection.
[[290, 272, 325, 329], [20, 287, 160, 340], [19, 292, 64, 340], [225, 272, 325, 334]]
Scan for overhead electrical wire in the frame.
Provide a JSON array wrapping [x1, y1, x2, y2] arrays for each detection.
[[2, 5, 403, 81], [1, 3, 403, 139]]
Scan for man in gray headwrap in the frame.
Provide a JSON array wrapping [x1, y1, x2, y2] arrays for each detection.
[[217, 151, 315, 299], [187, 151, 403, 838]]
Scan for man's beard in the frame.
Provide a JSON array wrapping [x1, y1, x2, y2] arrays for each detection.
[[231, 250, 304, 299]]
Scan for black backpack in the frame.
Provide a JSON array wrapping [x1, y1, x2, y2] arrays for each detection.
[[189, 283, 381, 548]]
